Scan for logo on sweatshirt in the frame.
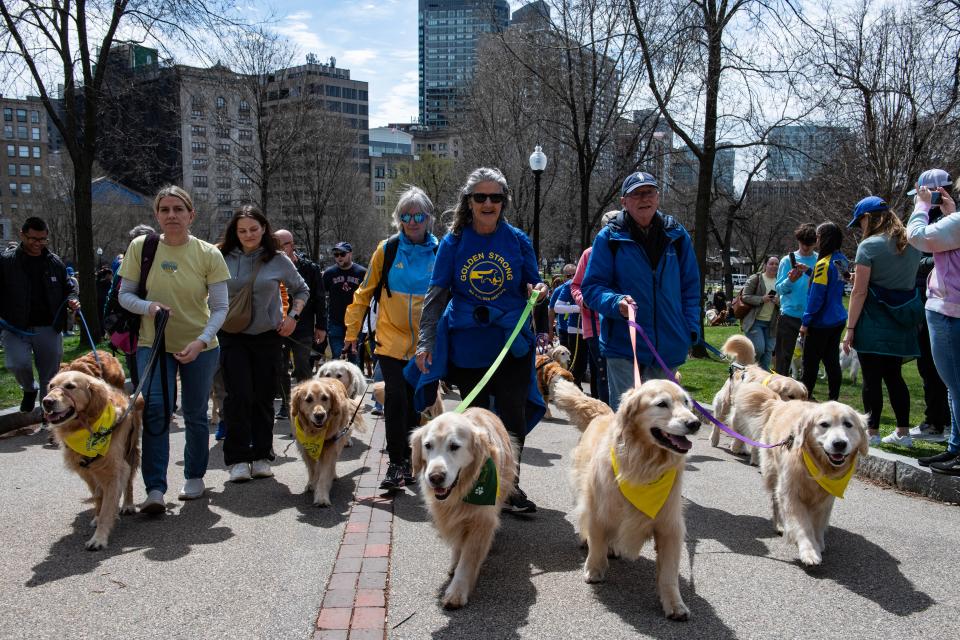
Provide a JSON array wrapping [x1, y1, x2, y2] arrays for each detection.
[[460, 251, 514, 301]]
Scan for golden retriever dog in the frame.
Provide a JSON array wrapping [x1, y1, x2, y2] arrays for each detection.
[[317, 359, 366, 399], [710, 335, 807, 454], [289, 378, 361, 507], [738, 385, 868, 566], [409, 408, 518, 609], [42, 371, 143, 550], [60, 350, 127, 390], [547, 344, 572, 368], [535, 354, 576, 419], [370, 380, 444, 425], [550, 377, 613, 431], [570, 380, 701, 621]]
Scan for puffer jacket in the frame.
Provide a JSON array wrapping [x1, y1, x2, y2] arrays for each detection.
[[345, 232, 439, 361]]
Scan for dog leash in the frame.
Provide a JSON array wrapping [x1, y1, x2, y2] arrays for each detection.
[[74, 308, 103, 370], [115, 309, 170, 426], [626, 306, 790, 449], [454, 291, 538, 414]]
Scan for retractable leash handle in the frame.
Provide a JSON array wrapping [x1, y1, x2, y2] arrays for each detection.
[[625, 306, 790, 450]]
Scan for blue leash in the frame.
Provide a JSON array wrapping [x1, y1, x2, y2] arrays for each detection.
[[74, 307, 102, 369], [699, 339, 727, 360]]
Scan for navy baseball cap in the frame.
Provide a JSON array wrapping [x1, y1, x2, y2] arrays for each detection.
[[849, 196, 888, 228], [907, 168, 952, 196], [621, 171, 659, 196], [333, 241, 352, 253]]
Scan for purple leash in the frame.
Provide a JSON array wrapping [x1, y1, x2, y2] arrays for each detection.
[[627, 318, 790, 450]]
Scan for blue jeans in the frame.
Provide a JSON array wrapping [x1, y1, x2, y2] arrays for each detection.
[[926, 310, 960, 454], [137, 346, 220, 494], [326, 323, 358, 365], [746, 319, 774, 371], [2, 325, 63, 395], [606, 357, 669, 411]]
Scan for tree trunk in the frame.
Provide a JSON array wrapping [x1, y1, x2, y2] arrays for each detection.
[[72, 157, 100, 341]]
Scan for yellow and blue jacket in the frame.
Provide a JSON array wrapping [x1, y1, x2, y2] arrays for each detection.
[[801, 252, 848, 328]]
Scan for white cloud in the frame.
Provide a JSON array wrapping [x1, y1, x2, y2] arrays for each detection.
[[275, 17, 326, 54]]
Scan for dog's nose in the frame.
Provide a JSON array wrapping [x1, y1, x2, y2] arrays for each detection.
[[312, 411, 326, 423], [685, 419, 701, 434], [41, 397, 55, 411], [830, 440, 848, 453], [428, 471, 446, 486]]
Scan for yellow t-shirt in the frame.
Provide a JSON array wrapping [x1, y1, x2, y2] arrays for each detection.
[[756, 274, 777, 322], [119, 235, 230, 353]]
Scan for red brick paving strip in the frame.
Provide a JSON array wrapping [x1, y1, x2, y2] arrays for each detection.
[[314, 415, 392, 640]]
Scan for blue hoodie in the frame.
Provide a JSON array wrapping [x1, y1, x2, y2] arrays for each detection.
[[801, 252, 848, 328], [581, 211, 701, 368]]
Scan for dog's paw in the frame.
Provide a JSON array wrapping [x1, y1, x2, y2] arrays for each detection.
[[606, 548, 621, 559], [120, 504, 136, 516], [442, 582, 469, 609], [664, 601, 690, 622], [313, 495, 332, 508], [798, 547, 822, 566], [583, 565, 607, 583], [85, 535, 108, 551]]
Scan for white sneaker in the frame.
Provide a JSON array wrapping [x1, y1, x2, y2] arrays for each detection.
[[228, 463, 252, 483], [178, 478, 206, 500], [251, 459, 274, 478], [868, 434, 882, 447], [139, 489, 166, 514], [881, 432, 913, 448], [909, 423, 947, 442]]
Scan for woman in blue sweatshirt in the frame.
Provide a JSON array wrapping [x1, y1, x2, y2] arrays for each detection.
[[799, 222, 848, 400]]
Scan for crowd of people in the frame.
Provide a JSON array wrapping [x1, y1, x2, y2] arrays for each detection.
[[3, 163, 958, 517]]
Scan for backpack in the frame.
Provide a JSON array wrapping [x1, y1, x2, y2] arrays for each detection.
[[103, 234, 161, 354], [373, 234, 438, 304]]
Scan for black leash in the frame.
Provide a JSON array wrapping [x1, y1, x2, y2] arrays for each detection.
[[116, 310, 170, 428]]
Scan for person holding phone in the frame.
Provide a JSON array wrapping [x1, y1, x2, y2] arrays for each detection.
[[740, 255, 781, 370], [774, 224, 818, 375]]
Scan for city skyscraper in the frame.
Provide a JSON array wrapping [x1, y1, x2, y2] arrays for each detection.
[[766, 124, 848, 181], [419, 0, 510, 128]]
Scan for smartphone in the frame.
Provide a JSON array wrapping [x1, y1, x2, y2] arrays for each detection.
[[789, 252, 797, 269], [931, 191, 943, 205]]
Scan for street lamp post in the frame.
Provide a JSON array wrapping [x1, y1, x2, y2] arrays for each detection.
[[96, 247, 103, 270], [528, 145, 547, 261]]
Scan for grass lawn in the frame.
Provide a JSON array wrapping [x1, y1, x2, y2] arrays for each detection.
[[680, 324, 948, 459]]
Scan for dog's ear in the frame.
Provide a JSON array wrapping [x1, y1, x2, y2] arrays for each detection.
[[80, 376, 109, 426], [327, 382, 348, 427], [290, 383, 306, 423], [854, 411, 870, 457], [409, 426, 425, 476]]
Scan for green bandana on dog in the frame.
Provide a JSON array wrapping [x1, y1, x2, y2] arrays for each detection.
[[463, 457, 499, 505]]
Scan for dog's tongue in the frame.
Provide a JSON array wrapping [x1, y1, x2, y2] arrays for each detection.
[[667, 434, 693, 452]]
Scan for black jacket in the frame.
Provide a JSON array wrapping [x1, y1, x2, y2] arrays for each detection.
[[293, 252, 327, 335], [0, 244, 78, 332]]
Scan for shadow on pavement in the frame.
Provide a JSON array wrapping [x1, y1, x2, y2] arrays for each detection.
[[0, 427, 50, 454], [592, 555, 737, 638], [805, 526, 935, 616], [685, 500, 775, 561], [390, 486, 431, 524], [26, 502, 233, 587], [425, 507, 579, 640], [519, 446, 562, 468]]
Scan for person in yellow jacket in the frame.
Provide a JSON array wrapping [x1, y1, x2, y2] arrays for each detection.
[[344, 186, 439, 490]]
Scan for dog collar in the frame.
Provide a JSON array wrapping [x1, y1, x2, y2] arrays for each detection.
[[463, 457, 499, 506], [294, 415, 326, 460], [62, 404, 117, 458], [610, 446, 677, 518], [802, 448, 855, 499]]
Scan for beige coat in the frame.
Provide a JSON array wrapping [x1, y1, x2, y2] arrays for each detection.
[[740, 272, 780, 335]]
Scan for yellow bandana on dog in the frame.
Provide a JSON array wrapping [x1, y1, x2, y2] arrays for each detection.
[[761, 373, 776, 387], [61, 404, 116, 458], [802, 449, 855, 499], [294, 416, 326, 460], [610, 446, 677, 518]]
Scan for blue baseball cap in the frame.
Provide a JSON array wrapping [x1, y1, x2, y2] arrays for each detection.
[[849, 196, 888, 228], [907, 168, 952, 196], [620, 171, 659, 196], [66, 266, 74, 276], [332, 241, 352, 253]]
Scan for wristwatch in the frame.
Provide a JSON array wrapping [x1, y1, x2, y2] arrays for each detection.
[[288, 311, 300, 321]]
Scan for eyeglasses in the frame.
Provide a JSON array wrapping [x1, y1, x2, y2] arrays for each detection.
[[625, 189, 658, 200], [23, 235, 49, 244], [332, 251, 347, 257], [399, 212, 428, 224], [471, 193, 506, 204]]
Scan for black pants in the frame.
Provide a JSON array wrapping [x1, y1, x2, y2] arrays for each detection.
[[560, 332, 588, 386], [220, 330, 281, 465], [858, 352, 911, 431], [378, 355, 419, 465], [585, 336, 609, 403], [449, 351, 532, 479], [774, 314, 803, 377], [278, 334, 314, 410], [801, 324, 843, 400], [917, 318, 950, 426]]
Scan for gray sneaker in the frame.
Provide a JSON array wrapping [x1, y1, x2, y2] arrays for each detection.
[[909, 423, 946, 442], [140, 489, 166, 514], [178, 478, 206, 500]]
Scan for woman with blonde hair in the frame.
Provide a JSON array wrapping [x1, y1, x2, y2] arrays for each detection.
[[844, 196, 922, 447], [118, 186, 230, 509]]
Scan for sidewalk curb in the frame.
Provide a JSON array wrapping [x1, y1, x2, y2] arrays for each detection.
[[857, 448, 960, 504]]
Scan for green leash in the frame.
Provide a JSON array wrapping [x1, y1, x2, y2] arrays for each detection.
[[453, 291, 539, 414]]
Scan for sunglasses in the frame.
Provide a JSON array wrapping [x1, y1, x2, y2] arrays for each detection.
[[471, 193, 506, 204], [399, 212, 428, 224], [332, 251, 347, 257]]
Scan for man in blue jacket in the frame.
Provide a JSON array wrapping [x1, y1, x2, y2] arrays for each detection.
[[582, 172, 700, 409]]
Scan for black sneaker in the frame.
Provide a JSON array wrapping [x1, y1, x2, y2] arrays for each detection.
[[380, 463, 405, 490], [20, 390, 37, 413], [275, 406, 289, 420], [931, 456, 960, 476], [402, 460, 417, 485], [918, 450, 959, 467], [504, 487, 537, 514]]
